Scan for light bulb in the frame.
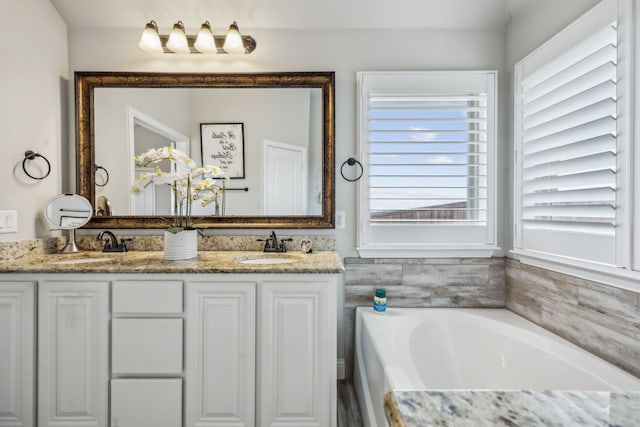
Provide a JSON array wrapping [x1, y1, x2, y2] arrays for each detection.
[[194, 21, 217, 54], [138, 20, 163, 54], [166, 21, 190, 54], [223, 21, 245, 54]]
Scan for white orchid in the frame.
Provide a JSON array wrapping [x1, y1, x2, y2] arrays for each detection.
[[132, 147, 224, 232]]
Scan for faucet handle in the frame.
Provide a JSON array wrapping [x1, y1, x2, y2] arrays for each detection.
[[279, 238, 293, 252], [120, 238, 132, 252]]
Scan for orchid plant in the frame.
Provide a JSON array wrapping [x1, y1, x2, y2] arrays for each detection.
[[131, 147, 224, 233]]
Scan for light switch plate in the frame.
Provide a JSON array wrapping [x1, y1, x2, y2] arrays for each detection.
[[335, 211, 345, 229], [0, 210, 18, 233]]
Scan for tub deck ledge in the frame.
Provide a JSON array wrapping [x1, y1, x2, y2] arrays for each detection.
[[384, 389, 640, 427]]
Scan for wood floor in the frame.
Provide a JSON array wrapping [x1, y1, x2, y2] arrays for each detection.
[[338, 380, 364, 427]]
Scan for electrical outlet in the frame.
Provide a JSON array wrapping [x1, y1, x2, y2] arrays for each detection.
[[335, 211, 345, 229]]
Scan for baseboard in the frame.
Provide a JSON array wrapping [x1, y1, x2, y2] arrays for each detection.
[[337, 358, 345, 380]]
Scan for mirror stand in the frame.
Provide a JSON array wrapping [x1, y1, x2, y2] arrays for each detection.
[[60, 229, 81, 253]]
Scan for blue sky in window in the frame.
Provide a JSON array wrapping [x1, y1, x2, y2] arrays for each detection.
[[369, 101, 486, 211]]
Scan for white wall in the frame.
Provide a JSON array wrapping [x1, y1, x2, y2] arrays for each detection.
[[0, 0, 68, 242], [68, 27, 508, 257]]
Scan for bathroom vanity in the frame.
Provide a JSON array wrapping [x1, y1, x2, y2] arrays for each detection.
[[0, 250, 343, 427]]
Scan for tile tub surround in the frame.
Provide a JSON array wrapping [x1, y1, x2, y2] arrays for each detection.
[[343, 257, 506, 378], [506, 259, 640, 378], [384, 390, 640, 427]]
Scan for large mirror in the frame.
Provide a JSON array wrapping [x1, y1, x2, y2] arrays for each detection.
[[76, 71, 335, 229]]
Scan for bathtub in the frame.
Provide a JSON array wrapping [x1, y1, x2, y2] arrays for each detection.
[[353, 307, 640, 427]]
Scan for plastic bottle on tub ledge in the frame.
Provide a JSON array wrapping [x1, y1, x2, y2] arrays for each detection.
[[373, 288, 387, 313]]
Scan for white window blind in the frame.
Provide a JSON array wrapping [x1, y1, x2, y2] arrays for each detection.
[[357, 71, 497, 257], [368, 94, 488, 225], [520, 24, 617, 232], [514, 3, 621, 266]]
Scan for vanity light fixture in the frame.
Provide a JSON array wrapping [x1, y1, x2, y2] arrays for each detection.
[[138, 20, 256, 54]]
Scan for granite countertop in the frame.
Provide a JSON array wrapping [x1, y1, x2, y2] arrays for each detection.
[[0, 250, 344, 274], [385, 390, 640, 427]]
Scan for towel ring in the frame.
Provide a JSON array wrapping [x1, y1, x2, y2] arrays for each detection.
[[22, 150, 51, 180], [340, 157, 363, 182], [95, 165, 110, 187]]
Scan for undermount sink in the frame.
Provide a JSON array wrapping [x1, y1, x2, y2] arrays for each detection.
[[235, 255, 298, 265], [49, 257, 114, 265]]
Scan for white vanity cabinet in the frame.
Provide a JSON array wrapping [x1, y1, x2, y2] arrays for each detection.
[[0, 282, 35, 427], [1, 267, 339, 427], [37, 281, 110, 427], [258, 280, 337, 427]]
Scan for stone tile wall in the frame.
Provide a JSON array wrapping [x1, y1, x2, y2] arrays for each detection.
[[506, 259, 640, 378], [343, 257, 506, 378]]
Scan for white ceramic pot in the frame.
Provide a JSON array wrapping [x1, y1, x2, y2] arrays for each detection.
[[163, 229, 198, 260]]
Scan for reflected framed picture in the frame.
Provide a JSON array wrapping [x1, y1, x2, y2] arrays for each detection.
[[200, 123, 245, 179]]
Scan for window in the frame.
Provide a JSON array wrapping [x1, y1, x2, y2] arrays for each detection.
[[514, 0, 639, 283], [357, 71, 498, 257]]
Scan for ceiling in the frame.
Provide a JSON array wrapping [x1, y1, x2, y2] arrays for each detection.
[[50, 0, 532, 32]]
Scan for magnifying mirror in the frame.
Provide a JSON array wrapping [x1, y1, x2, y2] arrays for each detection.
[[44, 194, 93, 253]]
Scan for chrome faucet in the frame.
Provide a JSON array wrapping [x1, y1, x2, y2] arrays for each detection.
[[97, 231, 130, 252], [258, 231, 292, 253]]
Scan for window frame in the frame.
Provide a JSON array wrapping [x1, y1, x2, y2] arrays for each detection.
[[356, 70, 499, 258]]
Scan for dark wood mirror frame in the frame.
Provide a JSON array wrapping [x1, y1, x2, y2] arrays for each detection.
[[76, 71, 335, 229]]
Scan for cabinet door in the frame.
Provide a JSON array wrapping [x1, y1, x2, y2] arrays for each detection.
[[38, 282, 109, 427], [258, 280, 337, 427], [0, 282, 35, 427], [185, 282, 256, 427]]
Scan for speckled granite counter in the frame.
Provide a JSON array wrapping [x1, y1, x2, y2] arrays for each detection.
[[384, 390, 640, 427], [0, 250, 344, 274]]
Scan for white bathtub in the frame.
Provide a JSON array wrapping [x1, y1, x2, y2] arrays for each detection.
[[354, 307, 640, 427]]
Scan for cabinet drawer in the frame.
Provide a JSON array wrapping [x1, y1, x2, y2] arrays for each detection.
[[112, 318, 183, 375], [111, 379, 182, 427], [112, 281, 182, 314]]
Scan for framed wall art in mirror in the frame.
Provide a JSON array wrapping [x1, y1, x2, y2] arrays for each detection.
[[75, 71, 335, 229], [201, 122, 245, 179]]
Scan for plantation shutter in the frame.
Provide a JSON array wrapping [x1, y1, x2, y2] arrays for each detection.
[[515, 15, 619, 264], [357, 71, 497, 257], [368, 94, 488, 225]]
